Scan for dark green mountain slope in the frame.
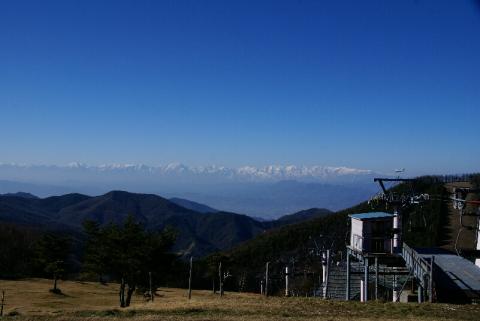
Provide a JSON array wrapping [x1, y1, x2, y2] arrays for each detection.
[[0, 191, 281, 257], [0, 193, 91, 228], [0, 190, 337, 257], [56, 191, 190, 227], [1, 192, 39, 199]]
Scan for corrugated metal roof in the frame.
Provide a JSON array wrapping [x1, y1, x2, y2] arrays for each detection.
[[349, 212, 393, 220], [415, 248, 480, 298]]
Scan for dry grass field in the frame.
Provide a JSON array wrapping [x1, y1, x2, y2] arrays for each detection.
[[0, 279, 479, 321]]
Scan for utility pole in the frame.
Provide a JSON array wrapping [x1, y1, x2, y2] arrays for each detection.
[[219, 262, 224, 297], [393, 206, 401, 253], [429, 256, 434, 303], [265, 262, 270, 297], [0, 290, 4, 317], [285, 266, 290, 297], [321, 250, 330, 298], [188, 257, 193, 300], [149, 272, 154, 302], [374, 257, 378, 300], [363, 257, 369, 302], [326, 250, 330, 298], [346, 252, 350, 301]]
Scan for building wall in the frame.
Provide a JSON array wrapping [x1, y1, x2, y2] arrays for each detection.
[[351, 219, 364, 251], [350, 217, 393, 253]]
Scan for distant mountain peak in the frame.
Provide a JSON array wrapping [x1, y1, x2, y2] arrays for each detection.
[[1, 191, 39, 199]]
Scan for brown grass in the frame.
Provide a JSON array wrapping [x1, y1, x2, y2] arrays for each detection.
[[1, 279, 479, 320]]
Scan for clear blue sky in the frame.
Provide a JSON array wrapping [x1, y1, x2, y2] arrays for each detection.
[[0, 0, 479, 175]]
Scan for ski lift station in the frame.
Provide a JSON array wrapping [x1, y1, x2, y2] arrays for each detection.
[[279, 177, 480, 304], [326, 179, 480, 304], [349, 212, 393, 254], [335, 209, 480, 304]]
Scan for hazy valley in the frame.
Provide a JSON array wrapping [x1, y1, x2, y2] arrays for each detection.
[[0, 163, 379, 218]]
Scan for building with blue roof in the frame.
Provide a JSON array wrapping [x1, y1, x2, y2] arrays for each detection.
[[349, 212, 394, 221], [349, 212, 394, 253]]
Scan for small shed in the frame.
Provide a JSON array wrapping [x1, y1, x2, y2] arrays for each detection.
[[349, 212, 394, 254]]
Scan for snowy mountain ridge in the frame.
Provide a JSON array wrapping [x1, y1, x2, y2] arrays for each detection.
[[0, 162, 375, 182]]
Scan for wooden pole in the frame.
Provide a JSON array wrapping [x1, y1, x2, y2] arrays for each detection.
[[375, 257, 378, 300], [219, 262, 223, 297], [322, 251, 327, 298], [188, 256, 193, 300], [313, 272, 316, 297], [1, 290, 5, 317], [265, 262, 270, 297], [360, 280, 365, 302], [364, 257, 369, 302], [429, 256, 434, 303], [325, 249, 330, 298], [149, 272, 154, 302], [346, 252, 350, 300], [285, 266, 289, 297], [120, 277, 125, 307]]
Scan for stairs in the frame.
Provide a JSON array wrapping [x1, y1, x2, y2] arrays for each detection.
[[325, 261, 410, 301], [326, 261, 362, 300]]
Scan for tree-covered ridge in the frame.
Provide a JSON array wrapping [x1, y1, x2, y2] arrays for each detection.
[[0, 191, 330, 258]]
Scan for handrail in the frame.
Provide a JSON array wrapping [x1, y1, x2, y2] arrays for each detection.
[[401, 242, 434, 301]]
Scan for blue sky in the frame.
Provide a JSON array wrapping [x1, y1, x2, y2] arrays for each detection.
[[0, 0, 479, 175]]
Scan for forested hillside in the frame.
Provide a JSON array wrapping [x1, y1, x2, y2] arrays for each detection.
[[1, 175, 478, 296], [0, 190, 336, 281], [194, 176, 468, 294]]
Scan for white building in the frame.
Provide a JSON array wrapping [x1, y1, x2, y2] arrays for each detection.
[[349, 212, 394, 254]]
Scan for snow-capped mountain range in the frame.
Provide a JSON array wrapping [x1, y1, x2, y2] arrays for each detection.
[[0, 162, 381, 218], [0, 162, 375, 183]]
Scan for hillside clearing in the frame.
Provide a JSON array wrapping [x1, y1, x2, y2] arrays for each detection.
[[0, 279, 479, 320]]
